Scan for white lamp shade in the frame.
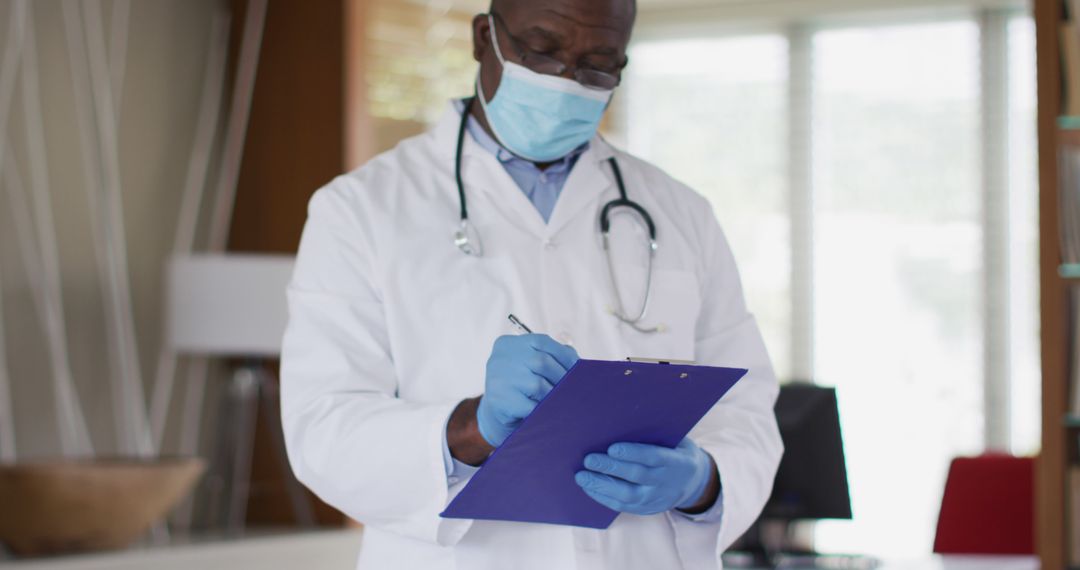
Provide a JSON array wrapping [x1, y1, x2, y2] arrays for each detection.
[[166, 254, 295, 357]]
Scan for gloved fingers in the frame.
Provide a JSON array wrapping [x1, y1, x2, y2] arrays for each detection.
[[574, 471, 645, 504], [675, 438, 712, 474], [675, 437, 703, 453], [526, 334, 580, 371], [498, 389, 539, 420], [490, 334, 527, 358], [607, 442, 680, 467], [522, 350, 569, 385], [577, 475, 668, 515], [511, 371, 556, 402], [578, 485, 630, 513], [583, 453, 653, 484]]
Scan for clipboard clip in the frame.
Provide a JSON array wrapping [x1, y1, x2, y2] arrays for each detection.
[[626, 357, 696, 366]]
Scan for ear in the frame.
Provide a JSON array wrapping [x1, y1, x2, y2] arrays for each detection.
[[471, 14, 491, 62]]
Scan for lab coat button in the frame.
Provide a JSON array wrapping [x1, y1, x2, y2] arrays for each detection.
[[448, 476, 460, 485], [543, 240, 556, 251]]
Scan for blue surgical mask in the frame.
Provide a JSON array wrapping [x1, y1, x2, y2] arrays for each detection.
[[477, 14, 613, 163]]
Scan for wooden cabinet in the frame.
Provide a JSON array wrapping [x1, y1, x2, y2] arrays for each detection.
[[1035, 1, 1077, 568]]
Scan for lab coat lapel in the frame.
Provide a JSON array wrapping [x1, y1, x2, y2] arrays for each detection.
[[430, 104, 549, 241], [462, 151, 549, 241], [544, 137, 616, 238], [428, 104, 617, 242]]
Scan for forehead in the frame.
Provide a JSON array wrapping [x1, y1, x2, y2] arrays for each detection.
[[500, 0, 634, 47]]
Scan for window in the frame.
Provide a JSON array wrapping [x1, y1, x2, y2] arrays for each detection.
[[810, 20, 983, 555], [618, 8, 1038, 557], [366, 0, 477, 123], [622, 36, 793, 379], [1006, 15, 1040, 457]]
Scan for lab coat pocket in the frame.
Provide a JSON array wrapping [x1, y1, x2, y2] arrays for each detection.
[[385, 252, 518, 402], [609, 264, 700, 363]]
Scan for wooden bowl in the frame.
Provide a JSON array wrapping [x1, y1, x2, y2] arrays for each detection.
[[0, 457, 205, 556]]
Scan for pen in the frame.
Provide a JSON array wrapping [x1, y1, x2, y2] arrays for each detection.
[[507, 314, 533, 334]]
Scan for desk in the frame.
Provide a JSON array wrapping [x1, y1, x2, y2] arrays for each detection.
[[880, 556, 1038, 570], [728, 554, 1038, 570], [3, 536, 1037, 570], [4, 530, 362, 570]]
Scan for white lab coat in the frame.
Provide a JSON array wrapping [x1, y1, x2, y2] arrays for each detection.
[[281, 103, 783, 570]]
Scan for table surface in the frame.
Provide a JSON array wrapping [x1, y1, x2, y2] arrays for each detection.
[[878, 556, 1038, 570], [2, 531, 1039, 570], [728, 555, 1039, 570], [3, 529, 363, 570]]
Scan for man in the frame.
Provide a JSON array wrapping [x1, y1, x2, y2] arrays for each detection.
[[281, 0, 782, 568]]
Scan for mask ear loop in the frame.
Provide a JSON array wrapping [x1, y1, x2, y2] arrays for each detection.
[[475, 14, 528, 162], [487, 14, 508, 65], [476, 14, 504, 114], [475, 15, 497, 112]]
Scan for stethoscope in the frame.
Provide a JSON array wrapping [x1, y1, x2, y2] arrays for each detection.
[[452, 97, 662, 334]]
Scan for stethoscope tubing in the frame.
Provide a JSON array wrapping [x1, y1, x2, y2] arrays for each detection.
[[453, 97, 660, 332]]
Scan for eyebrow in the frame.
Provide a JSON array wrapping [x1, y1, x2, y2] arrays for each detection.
[[520, 25, 566, 43], [586, 47, 619, 57], [519, 26, 623, 60]]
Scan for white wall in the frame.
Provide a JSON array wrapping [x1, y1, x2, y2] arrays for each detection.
[[0, 0, 225, 458]]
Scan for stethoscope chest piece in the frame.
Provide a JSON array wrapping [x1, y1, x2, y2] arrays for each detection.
[[454, 219, 483, 257]]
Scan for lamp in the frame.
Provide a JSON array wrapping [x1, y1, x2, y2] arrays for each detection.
[[164, 254, 314, 531], [167, 254, 293, 357]]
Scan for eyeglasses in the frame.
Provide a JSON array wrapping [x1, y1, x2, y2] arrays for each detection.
[[490, 12, 623, 91]]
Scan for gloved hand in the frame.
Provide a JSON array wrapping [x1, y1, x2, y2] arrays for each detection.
[[476, 334, 579, 448], [575, 438, 716, 515]]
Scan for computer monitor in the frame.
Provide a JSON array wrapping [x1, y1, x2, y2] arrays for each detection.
[[765, 383, 852, 521], [726, 383, 855, 567]]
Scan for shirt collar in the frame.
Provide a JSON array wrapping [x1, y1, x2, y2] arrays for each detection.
[[453, 98, 589, 170]]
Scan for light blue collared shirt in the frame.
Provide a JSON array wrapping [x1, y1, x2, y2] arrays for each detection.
[[453, 99, 587, 223], [440, 100, 724, 524]]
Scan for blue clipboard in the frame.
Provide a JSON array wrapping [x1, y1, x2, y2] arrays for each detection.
[[440, 359, 748, 529]]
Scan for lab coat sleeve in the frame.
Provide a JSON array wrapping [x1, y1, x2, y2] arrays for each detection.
[[441, 421, 481, 481], [667, 196, 784, 567], [280, 184, 473, 546], [676, 487, 725, 524]]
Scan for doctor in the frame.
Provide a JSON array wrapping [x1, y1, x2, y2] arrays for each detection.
[[281, 0, 782, 568]]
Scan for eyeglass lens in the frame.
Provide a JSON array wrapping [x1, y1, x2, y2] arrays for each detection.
[[491, 12, 620, 90]]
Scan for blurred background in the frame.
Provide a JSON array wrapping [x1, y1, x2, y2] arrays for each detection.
[[0, 0, 1070, 568]]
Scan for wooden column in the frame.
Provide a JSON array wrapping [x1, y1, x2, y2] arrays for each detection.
[[227, 0, 346, 255], [345, 0, 374, 172], [227, 0, 350, 527], [1034, 0, 1069, 567]]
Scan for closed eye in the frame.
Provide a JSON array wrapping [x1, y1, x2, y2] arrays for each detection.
[[581, 57, 625, 74]]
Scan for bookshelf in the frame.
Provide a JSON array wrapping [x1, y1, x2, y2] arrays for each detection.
[[1036, 1, 1074, 569]]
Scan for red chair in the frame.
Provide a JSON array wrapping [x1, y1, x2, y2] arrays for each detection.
[[933, 454, 1035, 555]]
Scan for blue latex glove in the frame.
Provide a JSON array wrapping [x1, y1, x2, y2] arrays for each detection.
[[575, 438, 715, 515], [476, 334, 579, 448]]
